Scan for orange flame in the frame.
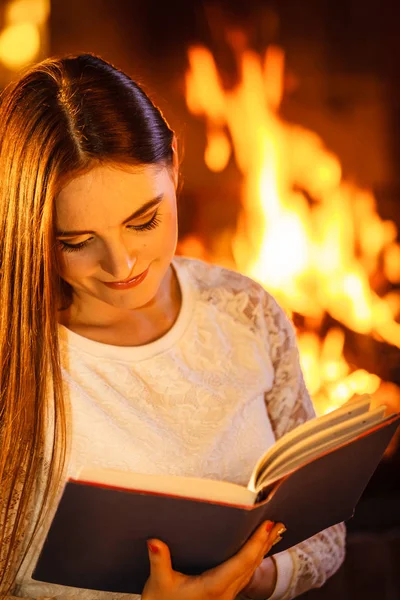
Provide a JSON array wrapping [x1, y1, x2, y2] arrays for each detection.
[[185, 43, 400, 415]]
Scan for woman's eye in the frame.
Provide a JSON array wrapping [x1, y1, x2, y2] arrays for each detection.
[[58, 239, 92, 253], [128, 210, 161, 232], [57, 210, 161, 253]]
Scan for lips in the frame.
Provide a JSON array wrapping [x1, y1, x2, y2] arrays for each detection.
[[102, 266, 149, 290], [111, 269, 146, 284]]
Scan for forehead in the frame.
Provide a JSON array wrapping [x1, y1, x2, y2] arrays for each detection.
[[55, 163, 170, 228]]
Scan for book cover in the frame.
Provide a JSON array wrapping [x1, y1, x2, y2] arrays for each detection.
[[32, 413, 400, 594]]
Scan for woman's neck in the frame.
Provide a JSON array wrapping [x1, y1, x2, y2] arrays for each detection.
[[58, 265, 182, 347]]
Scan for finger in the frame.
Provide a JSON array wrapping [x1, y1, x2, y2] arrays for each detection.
[[146, 538, 174, 588], [206, 520, 274, 589], [268, 522, 286, 544], [234, 520, 274, 570], [236, 527, 283, 595], [235, 542, 271, 592], [264, 522, 287, 555], [234, 542, 274, 594]]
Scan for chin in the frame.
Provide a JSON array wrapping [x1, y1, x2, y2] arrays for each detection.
[[108, 295, 156, 311], [102, 282, 161, 310]]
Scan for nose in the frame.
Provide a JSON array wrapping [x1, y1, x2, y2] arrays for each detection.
[[99, 238, 138, 281]]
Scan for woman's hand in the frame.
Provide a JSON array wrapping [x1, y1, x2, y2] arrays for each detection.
[[239, 556, 278, 599], [141, 520, 284, 600]]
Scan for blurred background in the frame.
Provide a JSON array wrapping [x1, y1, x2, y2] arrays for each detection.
[[2, 0, 400, 597]]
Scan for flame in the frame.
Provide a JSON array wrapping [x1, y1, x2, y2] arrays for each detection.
[[185, 43, 400, 415]]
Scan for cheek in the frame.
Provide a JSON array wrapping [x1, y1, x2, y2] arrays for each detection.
[[58, 251, 96, 279], [163, 209, 178, 242], [147, 212, 178, 253]]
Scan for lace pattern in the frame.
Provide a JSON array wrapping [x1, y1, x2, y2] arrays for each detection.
[[255, 284, 346, 598], [9, 257, 345, 600], [187, 258, 346, 599]]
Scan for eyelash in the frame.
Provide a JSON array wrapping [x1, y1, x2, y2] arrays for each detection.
[[58, 210, 161, 253]]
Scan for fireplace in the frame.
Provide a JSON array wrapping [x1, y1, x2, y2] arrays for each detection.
[[43, 0, 400, 533], [182, 40, 400, 420]]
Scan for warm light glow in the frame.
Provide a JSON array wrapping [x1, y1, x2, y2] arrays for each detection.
[[205, 127, 231, 172], [186, 47, 225, 121], [5, 0, 50, 25], [384, 242, 400, 283], [185, 43, 400, 415], [329, 370, 381, 405], [0, 22, 40, 69]]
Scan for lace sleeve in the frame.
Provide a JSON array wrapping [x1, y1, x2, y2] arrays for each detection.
[[261, 291, 346, 599]]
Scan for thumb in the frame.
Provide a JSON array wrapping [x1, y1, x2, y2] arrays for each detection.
[[147, 539, 174, 587]]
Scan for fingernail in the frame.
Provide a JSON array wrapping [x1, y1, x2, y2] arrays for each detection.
[[277, 526, 286, 536], [272, 535, 282, 546], [265, 521, 274, 533], [147, 541, 159, 553]]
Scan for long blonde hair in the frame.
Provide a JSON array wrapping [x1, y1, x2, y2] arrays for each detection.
[[0, 53, 174, 596]]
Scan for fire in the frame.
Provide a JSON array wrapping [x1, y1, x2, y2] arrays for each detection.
[[184, 43, 400, 415]]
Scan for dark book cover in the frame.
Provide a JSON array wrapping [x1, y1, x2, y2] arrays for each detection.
[[32, 414, 400, 594]]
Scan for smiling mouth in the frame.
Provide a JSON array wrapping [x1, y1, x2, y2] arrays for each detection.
[[106, 269, 147, 284], [102, 266, 150, 289]]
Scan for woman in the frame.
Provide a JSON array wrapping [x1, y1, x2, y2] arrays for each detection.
[[0, 54, 345, 600]]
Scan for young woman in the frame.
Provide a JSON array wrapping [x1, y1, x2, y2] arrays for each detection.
[[0, 54, 345, 600]]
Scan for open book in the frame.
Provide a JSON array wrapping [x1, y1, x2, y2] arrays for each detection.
[[32, 395, 399, 595]]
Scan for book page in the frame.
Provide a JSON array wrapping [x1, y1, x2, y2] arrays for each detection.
[[259, 405, 386, 483], [255, 406, 388, 490], [74, 467, 257, 507], [247, 395, 372, 492]]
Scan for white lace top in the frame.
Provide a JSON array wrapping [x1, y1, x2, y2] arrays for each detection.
[[12, 256, 345, 600]]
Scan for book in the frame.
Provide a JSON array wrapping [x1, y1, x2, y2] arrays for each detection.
[[32, 395, 400, 595]]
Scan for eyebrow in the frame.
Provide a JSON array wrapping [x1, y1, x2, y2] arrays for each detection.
[[56, 194, 164, 237]]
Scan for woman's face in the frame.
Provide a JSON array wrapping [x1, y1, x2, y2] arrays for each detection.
[[55, 162, 178, 313]]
